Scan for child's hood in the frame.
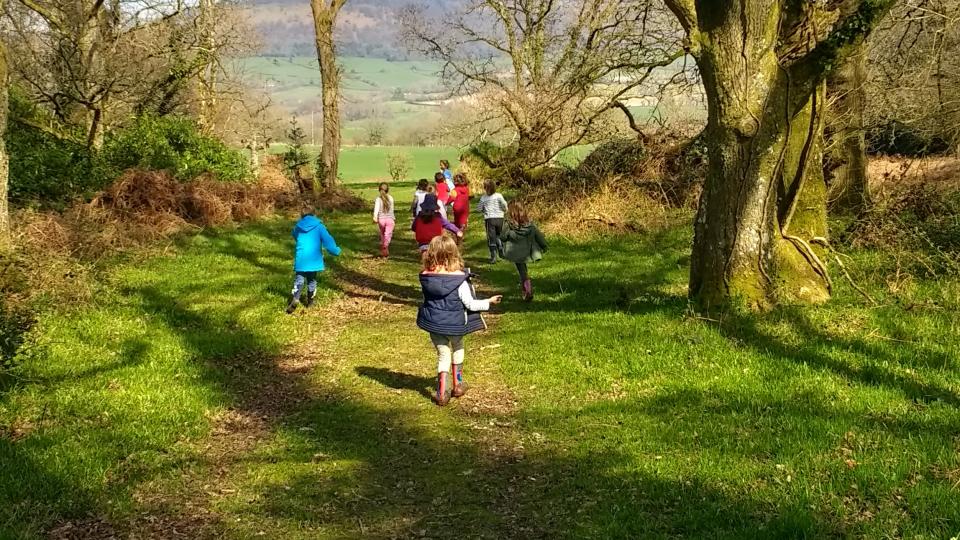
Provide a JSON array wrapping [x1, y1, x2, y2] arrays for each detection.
[[420, 273, 468, 297], [511, 223, 535, 236], [296, 214, 322, 233]]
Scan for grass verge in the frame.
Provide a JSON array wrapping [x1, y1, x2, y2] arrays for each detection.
[[2, 180, 959, 538]]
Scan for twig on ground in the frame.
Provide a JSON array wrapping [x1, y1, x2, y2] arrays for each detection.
[[865, 328, 915, 344]]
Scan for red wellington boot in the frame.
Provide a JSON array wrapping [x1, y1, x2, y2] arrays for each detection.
[[433, 372, 451, 406]]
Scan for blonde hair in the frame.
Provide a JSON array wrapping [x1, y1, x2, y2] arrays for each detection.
[[423, 235, 463, 272]]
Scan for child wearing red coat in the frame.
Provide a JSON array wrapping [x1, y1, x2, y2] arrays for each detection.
[[452, 173, 470, 231], [434, 172, 453, 206], [412, 194, 462, 257]]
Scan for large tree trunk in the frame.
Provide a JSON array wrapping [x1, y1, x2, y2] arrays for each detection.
[[197, 0, 217, 133], [690, 91, 831, 311], [0, 32, 10, 251], [687, 3, 831, 311], [825, 42, 871, 214], [667, 0, 893, 312], [311, 0, 344, 189]]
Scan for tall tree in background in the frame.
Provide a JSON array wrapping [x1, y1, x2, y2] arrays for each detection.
[[310, 0, 346, 189], [9, 0, 184, 149], [197, 0, 217, 132], [662, 0, 895, 311], [0, 0, 9, 249], [403, 0, 687, 171], [826, 41, 871, 214]]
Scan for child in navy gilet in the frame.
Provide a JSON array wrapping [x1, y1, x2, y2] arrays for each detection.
[[417, 235, 502, 406]]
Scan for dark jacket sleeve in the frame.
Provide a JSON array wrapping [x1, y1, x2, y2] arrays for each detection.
[[499, 225, 515, 242], [533, 225, 548, 252]]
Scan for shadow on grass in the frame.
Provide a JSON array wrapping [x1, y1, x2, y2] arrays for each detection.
[[0, 338, 154, 538], [718, 308, 960, 407], [87, 226, 844, 537], [467, 224, 959, 409], [8, 210, 958, 537], [354, 366, 433, 401]]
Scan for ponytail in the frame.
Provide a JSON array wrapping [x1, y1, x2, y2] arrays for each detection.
[[378, 182, 392, 213]]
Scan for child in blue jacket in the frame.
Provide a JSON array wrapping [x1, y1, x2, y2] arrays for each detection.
[[287, 206, 341, 314]]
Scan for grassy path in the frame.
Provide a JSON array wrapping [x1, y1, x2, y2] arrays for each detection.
[[3, 181, 960, 538]]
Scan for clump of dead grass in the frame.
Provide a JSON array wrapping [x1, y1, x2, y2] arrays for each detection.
[[833, 156, 960, 287], [503, 136, 703, 239], [518, 177, 684, 239], [2, 157, 357, 308]]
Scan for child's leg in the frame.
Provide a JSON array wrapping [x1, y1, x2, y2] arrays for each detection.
[[287, 272, 307, 313], [431, 333, 453, 374], [304, 272, 318, 306], [516, 263, 529, 282], [484, 219, 498, 261], [517, 263, 533, 300], [450, 335, 468, 397], [382, 218, 395, 248], [291, 272, 307, 299], [430, 333, 453, 405], [493, 219, 505, 256]]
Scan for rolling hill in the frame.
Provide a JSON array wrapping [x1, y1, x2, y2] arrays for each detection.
[[246, 0, 457, 59]]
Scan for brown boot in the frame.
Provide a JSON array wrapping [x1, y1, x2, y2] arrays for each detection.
[[433, 372, 451, 406], [451, 364, 468, 398]]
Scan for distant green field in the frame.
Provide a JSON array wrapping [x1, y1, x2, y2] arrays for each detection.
[[238, 56, 444, 103], [268, 145, 462, 183], [239, 56, 450, 144]]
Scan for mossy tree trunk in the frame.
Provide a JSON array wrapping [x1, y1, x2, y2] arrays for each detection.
[[664, 0, 894, 312], [311, 0, 346, 189], [826, 41, 871, 215]]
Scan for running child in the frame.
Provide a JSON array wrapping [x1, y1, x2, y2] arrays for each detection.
[[412, 194, 461, 258], [476, 179, 509, 263], [411, 178, 430, 217], [288, 205, 342, 314], [439, 159, 455, 191], [373, 182, 395, 258], [434, 172, 454, 208], [500, 201, 547, 301], [452, 173, 471, 232], [417, 235, 502, 406]]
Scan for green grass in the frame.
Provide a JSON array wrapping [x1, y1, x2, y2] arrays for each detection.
[[2, 181, 960, 537], [267, 145, 462, 183], [0, 220, 303, 537]]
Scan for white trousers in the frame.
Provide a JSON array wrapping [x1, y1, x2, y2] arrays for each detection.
[[430, 333, 464, 373]]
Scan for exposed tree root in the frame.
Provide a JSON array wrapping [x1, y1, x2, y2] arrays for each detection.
[[810, 237, 877, 305]]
